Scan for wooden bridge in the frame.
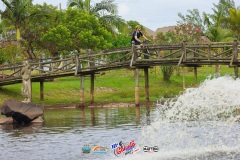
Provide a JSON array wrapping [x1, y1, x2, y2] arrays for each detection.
[[0, 39, 239, 106]]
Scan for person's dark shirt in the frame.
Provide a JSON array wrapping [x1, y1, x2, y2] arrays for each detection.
[[131, 31, 143, 45]]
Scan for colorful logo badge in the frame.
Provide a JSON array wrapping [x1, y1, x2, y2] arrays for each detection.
[[92, 145, 108, 154], [82, 144, 91, 154], [111, 140, 140, 156]]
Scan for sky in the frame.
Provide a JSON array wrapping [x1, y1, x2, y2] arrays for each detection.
[[0, 0, 240, 31]]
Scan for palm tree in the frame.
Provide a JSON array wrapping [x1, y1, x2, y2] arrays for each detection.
[[223, 8, 240, 39], [203, 0, 234, 77], [0, 0, 33, 45], [67, 0, 126, 35], [67, 0, 90, 13]]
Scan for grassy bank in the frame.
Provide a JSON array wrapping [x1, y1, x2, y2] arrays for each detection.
[[0, 65, 235, 105]]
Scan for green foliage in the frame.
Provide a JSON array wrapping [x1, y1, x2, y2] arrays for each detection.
[[22, 3, 61, 54], [0, 44, 23, 63], [41, 25, 72, 54], [64, 8, 112, 50], [160, 65, 174, 81], [223, 8, 240, 39], [126, 20, 141, 35], [67, 0, 126, 36], [112, 34, 131, 48], [0, 51, 6, 64]]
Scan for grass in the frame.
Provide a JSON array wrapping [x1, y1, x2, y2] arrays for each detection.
[[0, 65, 236, 105]]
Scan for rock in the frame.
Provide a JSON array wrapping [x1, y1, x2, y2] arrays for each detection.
[[32, 116, 44, 123], [1, 99, 44, 124], [0, 117, 13, 124]]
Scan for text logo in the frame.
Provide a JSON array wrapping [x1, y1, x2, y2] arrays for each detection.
[[92, 145, 107, 154], [143, 146, 159, 153], [111, 140, 140, 156]]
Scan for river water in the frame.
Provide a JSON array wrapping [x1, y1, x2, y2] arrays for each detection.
[[1, 76, 240, 160]]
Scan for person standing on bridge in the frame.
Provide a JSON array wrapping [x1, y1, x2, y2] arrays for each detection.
[[131, 25, 149, 59]]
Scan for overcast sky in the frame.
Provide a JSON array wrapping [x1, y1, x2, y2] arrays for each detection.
[[0, 0, 240, 31]]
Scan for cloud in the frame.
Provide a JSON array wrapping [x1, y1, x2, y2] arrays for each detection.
[[118, 3, 130, 17]]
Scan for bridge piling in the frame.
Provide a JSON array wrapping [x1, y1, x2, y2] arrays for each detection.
[[40, 80, 44, 101], [233, 39, 239, 79], [135, 69, 140, 107], [90, 73, 94, 104], [194, 67, 198, 87], [80, 76, 85, 107], [234, 67, 239, 79]]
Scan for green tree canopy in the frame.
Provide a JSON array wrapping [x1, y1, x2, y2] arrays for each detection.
[[65, 8, 112, 50]]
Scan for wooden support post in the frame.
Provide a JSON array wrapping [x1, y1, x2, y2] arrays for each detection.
[[90, 73, 94, 104], [130, 41, 136, 67], [194, 66, 198, 87], [182, 40, 186, 62], [232, 39, 238, 77], [233, 39, 238, 62], [80, 76, 85, 107], [234, 67, 239, 79], [144, 67, 149, 102], [208, 44, 211, 60], [135, 69, 140, 107], [40, 80, 44, 101], [182, 67, 186, 90]]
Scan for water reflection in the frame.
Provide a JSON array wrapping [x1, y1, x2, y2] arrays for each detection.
[[0, 123, 43, 136], [0, 105, 155, 134], [135, 107, 140, 124], [80, 107, 85, 127]]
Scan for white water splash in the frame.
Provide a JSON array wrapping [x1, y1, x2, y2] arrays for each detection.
[[118, 76, 240, 160]]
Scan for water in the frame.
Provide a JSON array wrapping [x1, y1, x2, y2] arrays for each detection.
[[0, 106, 154, 160], [1, 76, 240, 159]]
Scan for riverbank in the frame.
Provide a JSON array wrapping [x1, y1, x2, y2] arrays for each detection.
[[0, 66, 235, 106], [43, 101, 156, 109]]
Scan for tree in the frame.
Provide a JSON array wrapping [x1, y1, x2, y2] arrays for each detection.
[[21, 3, 62, 58], [203, 0, 235, 76], [0, 0, 33, 45], [67, 0, 126, 35], [112, 33, 131, 48], [177, 9, 206, 32], [155, 23, 203, 81], [67, 0, 90, 13], [41, 25, 72, 56], [223, 8, 240, 39], [156, 24, 203, 44], [63, 8, 112, 51]]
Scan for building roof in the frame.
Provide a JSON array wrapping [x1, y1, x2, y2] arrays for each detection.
[[144, 26, 176, 39]]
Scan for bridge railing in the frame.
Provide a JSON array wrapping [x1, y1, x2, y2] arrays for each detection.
[[132, 39, 239, 66]]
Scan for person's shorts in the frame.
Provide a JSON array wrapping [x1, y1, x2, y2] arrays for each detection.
[[135, 41, 141, 45]]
